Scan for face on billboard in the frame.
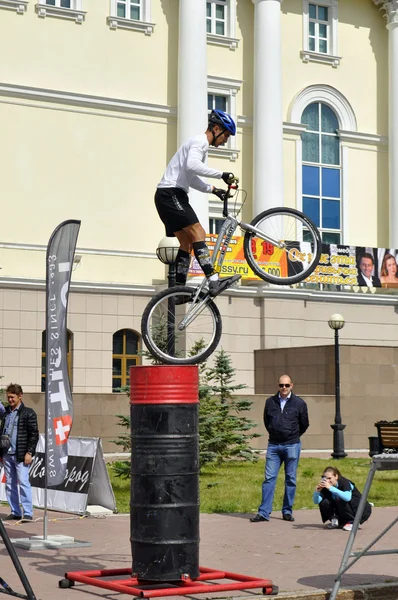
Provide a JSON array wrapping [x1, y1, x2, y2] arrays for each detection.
[[359, 257, 374, 278], [385, 256, 397, 276]]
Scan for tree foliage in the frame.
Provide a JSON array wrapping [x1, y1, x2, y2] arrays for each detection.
[[198, 348, 260, 467], [139, 317, 169, 364]]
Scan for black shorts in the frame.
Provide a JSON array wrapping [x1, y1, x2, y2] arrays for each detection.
[[155, 187, 199, 237]]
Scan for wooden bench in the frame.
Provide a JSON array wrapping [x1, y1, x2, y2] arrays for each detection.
[[375, 421, 398, 452]]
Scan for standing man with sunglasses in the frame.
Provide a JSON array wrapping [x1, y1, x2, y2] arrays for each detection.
[[250, 374, 309, 523]]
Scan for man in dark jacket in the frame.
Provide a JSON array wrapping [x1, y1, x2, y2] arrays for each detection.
[[250, 374, 309, 523], [0, 383, 39, 522]]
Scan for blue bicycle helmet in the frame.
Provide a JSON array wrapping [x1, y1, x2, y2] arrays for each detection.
[[208, 109, 236, 136]]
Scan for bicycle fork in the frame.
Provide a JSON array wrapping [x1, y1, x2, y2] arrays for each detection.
[[177, 293, 212, 330]]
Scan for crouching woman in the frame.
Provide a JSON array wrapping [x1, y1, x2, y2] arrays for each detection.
[[313, 466, 372, 531]]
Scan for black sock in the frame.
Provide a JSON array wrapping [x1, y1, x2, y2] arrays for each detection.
[[175, 249, 191, 285], [193, 241, 215, 278]]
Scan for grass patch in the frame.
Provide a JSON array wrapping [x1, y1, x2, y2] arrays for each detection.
[[108, 457, 398, 514], [108, 469, 130, 514]]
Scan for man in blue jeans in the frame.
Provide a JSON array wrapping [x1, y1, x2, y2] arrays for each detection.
[[0, 383, 39, 523], [250, 374, 309, 523]]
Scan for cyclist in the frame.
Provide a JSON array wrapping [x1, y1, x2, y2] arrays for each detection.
[[155, 109, 241, 298]]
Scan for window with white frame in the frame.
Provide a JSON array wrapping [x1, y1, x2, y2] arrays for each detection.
[[209, 217, 224, 235], [289, 84, 358, 246], [36, 0, 84, 21], [115, 0, 140, 20], [301, 102, 342, 244], [108, 0, 153, 33], [206, 0, 238, 50], [308, 4, 329, 53], [208, 93, 227, 114], [301, 0, 340, 67], [207, 75, 241, 161], [207, 84, 241, 230], [207, 0, 226, 35], [42, 0, 80, 7], [208, 93, 231, 153]]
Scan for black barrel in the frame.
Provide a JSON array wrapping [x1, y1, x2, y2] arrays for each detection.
[[130, 365, 199, 582]]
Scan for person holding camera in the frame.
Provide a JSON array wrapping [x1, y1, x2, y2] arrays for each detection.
[[0, 383, 39, 522], [313, 466, 372, 531]]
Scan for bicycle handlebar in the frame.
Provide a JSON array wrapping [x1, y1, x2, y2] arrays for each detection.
[[223, 183, 238, 218]]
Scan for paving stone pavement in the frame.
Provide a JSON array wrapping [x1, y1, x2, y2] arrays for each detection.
[[1, 505, 398, 600]]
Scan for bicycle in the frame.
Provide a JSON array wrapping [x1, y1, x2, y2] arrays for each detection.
[[141, 183, 322, 365]]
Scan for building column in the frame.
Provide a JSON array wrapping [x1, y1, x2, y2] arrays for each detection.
[[178, 0, 209, 229], [252, 0, 284, 216], [386, 1, 398, 247]]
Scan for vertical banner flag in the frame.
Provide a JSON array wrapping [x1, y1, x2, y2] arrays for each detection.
[[46, 220, 81, 487]]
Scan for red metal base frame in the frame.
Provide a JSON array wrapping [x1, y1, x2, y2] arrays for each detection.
[[61, 566, 278, 597]]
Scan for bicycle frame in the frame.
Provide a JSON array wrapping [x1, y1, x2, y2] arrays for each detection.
[[177, 185, 283, 331], [211, 187, 288, 272]]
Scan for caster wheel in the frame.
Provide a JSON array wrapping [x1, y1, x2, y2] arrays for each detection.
[[59, 578, 73, 589], [270, 585, 279, 595]]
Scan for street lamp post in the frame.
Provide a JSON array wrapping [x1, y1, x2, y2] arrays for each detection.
[[328, 313, 347, 459], [156, 237, 180, 358]]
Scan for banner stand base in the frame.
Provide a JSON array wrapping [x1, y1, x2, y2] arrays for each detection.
[[8, 534, 91, 551], [86, 505, 113, 516]]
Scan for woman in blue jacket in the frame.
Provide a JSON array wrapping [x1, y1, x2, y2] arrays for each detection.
[[313, 466, 372, 531]]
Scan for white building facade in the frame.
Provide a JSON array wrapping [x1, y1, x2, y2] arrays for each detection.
[[0, 0, 397, 394]]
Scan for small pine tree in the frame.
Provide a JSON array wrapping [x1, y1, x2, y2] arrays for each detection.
[[140, 315, 170, 364], [111, 414, 131, 452], [141, 310, 185, 364], [199, 348, 260, 467]]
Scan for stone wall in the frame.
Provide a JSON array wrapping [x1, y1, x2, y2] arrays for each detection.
[[20, 382, 386, 453], [254, 344, 398, 449], [22, 392, 130, 454]]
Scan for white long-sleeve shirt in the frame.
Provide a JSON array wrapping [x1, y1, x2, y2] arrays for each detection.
[[157, 134, 222, 194]]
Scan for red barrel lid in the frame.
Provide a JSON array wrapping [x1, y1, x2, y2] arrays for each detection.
[[130, 365, 198, 404]]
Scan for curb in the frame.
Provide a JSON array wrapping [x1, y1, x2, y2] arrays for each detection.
[[254, 583, 398, 599]]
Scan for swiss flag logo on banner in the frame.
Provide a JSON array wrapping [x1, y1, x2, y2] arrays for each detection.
[[54, 415, 72, 446]]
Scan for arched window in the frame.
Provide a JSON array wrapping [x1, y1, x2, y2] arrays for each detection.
[[112, 329, 141, 392], [301, 102, 341, 243], [41, 329, 73, 392]]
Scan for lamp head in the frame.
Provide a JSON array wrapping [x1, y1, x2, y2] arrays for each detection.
[[328, 313, 345, 330], [156, 236, 180, 265]]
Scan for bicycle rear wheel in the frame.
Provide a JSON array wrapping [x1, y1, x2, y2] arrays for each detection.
[[243, 207, 321, 285], [141, 286, 222, 365]]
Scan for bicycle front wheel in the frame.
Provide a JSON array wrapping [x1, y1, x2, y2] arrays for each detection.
[[243, 207, 322, 285], [141, 286, 222, 365]]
